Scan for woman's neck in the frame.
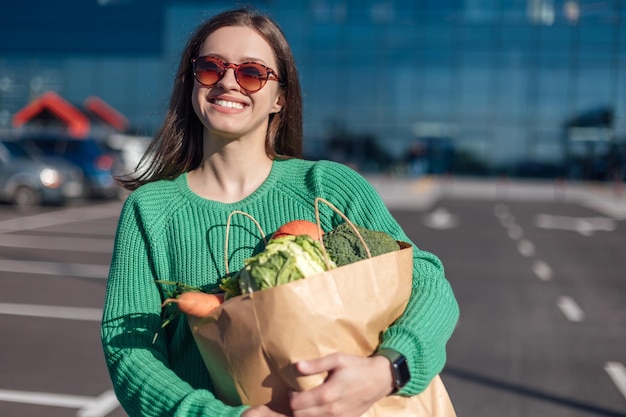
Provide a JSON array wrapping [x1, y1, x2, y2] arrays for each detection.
[[187, 136, 273, 203]]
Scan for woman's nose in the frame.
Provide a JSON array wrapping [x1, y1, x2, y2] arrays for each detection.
[[216, 68, 239, 91]]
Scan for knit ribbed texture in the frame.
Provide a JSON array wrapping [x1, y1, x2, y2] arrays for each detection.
[[101, 158, 459, 416]]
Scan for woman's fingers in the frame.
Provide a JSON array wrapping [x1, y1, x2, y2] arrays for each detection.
[[296, 352, 343, 376]]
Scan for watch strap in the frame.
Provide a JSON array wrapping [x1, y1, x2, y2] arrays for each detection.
[[375, 348, 410, 391]]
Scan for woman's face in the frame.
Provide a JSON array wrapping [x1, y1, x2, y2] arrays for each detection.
[[192, 25, 284, 143]]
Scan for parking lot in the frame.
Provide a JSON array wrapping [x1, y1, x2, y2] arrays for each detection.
[[0, 200, 126, 417], [0, 177, 625, 417]]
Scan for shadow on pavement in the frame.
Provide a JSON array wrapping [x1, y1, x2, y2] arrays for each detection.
[[443, 366, 626, 417]]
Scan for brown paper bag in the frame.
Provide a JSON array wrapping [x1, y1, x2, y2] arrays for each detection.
[[189, 199, 457, 416]]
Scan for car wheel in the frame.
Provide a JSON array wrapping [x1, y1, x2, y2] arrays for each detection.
[[13, 186, 41, 207]]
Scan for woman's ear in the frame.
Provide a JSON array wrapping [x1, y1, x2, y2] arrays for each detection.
[[271, 94, 285, 114]]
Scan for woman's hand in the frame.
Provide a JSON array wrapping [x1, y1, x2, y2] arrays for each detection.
[[289, 352, 394, 417], [242, 405, 290, 417]]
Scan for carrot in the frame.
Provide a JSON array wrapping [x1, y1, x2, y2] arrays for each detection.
[[272, 219, 323, 240], [161, 292, 225, 318]]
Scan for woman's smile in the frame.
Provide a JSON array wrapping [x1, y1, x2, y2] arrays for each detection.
[[210, 97, 248, 111]]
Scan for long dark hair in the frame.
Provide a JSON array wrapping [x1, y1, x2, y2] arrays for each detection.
[[118, 8, 303, 190]]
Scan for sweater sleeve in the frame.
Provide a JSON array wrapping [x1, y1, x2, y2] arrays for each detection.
[[100, 194, 248, 417], [315, 162, 460, 395]]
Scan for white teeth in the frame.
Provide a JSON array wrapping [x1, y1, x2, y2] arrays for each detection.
[[213, 99, 245, 109]]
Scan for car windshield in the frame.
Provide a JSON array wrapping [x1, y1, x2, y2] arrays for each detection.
[[1, 141, 35, 160]]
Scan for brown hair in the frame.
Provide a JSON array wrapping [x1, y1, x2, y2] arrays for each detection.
[[118, 7, 303, 190]]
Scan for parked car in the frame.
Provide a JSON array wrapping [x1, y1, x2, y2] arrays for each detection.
[[19, 134, 121, 199], [0, 139, 84, 207], [105, 133, 153, 176]]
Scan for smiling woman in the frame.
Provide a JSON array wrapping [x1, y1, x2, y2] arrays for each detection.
[[102, 7, 458, 417]]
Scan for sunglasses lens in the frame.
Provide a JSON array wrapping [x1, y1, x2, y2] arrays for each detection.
[[194, 58, 223, 86], [236, 63, 268, 92]]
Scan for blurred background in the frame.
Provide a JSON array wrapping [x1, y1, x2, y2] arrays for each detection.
[[1, 1, 625, 417], [0, 0, 625, 183]]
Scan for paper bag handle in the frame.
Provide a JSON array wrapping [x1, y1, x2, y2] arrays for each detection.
[[224, 210, 267, 275], [314, 197, 372, 269]]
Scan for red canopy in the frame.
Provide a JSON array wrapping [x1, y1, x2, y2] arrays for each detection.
[[83, 95, 129, 131], [12, 91, 90, 138]]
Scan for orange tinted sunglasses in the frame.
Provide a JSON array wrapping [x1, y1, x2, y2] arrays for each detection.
[[191, 55, 282, 93]]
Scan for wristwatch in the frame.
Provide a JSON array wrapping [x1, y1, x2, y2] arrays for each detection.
[[375, 348, 410, 392]]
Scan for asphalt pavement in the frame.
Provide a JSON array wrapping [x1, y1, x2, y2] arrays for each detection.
[[369, 175, 626, 417], [0, 176, 625, 417]]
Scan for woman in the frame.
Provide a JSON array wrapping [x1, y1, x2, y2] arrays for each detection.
[[101, 7, 459, 417]]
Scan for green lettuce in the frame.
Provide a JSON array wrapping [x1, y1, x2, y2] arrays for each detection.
[[221, 235, 336, 297]]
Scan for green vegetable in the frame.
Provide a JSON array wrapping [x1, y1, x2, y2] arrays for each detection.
[[322, 222, 400, 267], [221, 234, 336, 297]]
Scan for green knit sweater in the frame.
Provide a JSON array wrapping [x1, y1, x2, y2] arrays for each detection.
[[101, 158, 459, 417]]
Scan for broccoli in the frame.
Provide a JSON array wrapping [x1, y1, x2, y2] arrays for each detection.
[[322, 222, 400, 267]]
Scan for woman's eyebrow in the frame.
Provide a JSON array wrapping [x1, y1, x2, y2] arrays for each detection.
[[204, 53, 269, 64]]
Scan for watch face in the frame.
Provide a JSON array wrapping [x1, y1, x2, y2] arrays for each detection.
[[393, 356, 410, 388]]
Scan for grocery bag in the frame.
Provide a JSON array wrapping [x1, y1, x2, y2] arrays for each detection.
[[189, 198, 456, 416]]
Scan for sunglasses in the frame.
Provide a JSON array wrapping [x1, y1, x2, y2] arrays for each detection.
[[191, 55, 282, 93]]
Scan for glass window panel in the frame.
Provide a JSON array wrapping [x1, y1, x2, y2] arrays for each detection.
[[460, 24, 498, 48], [536, 46, 571, 68], [311, 22, 343, 44], [454, 128, 496, 165], [419, 49, 455, 68], [527, 127, 565, 163], [462, 0, 502, 24], [618, 65, 626, 135], [394, 66, 426, 121], [577, 40, 616, 58], [457, 63, 492, 119], [64, 59, 93, 100], [500, 24, 533, 50], [422, 22, 456, 43], [491, 60, 530, 121], [534, 68, 572, 129], [577, 1, 618, 25], [348, 23, 377, 44], [578, 22, 615, 43], [576, 64, 613, 109], [417, 90, 455, 120], [501, 0, 532, 24], [384, 30, 416, 51], [539, 25, 575, 44], [490, 125, 528, 162]]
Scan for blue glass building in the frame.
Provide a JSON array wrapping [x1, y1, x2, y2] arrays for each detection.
[[1, 0, 624, 179]]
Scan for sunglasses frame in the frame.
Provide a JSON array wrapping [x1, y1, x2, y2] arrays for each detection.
[[191, 55, 282, 93]]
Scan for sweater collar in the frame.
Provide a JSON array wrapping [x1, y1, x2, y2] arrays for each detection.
[[175, 159, 283, 210]]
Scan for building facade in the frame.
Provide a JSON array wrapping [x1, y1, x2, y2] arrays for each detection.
[[1, 0, 624, 179]]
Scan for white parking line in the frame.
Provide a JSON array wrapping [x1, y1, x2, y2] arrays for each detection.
[[0, 259, 109, 279], [0, 201, 122, 234], [604, 362, 626, 401], [517, 239, 535, 257], [0, 389, 119, 417], [534, 214, 616, 236], [0, 389, 91, 408], [499, 213, 516, 228], [494, 204, 509, 218], [0, 302, 102, 321], [532, 260, 553, 281], [506, 224, 523, 240], [0, 234, 114, 253], [557, 296, 585, 322]]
